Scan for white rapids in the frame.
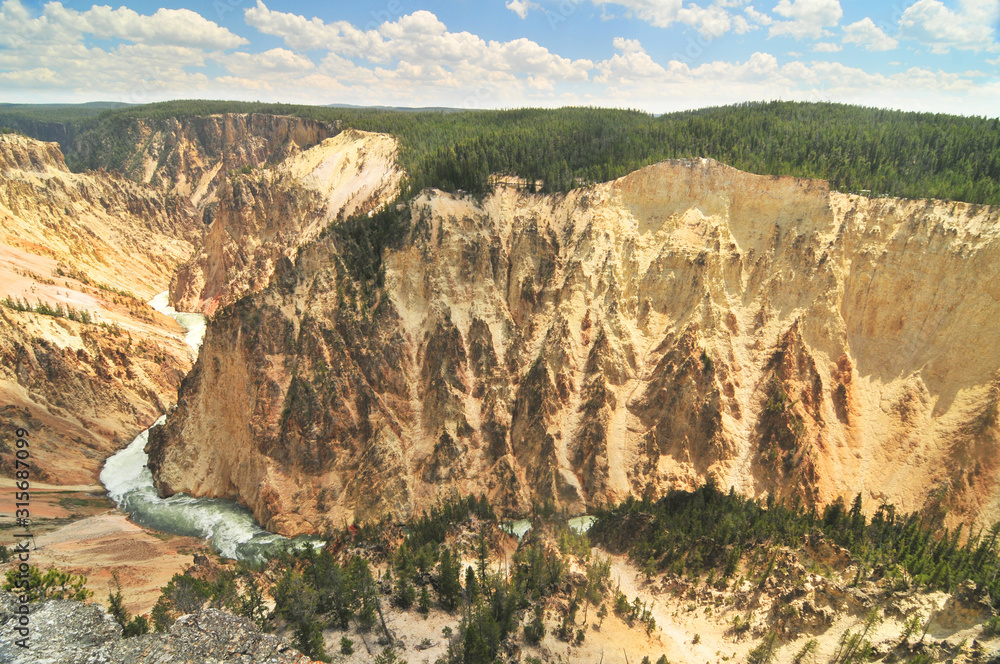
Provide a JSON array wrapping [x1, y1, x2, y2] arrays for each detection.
[[501, 515, 597, 541], [99, 292, 318, 562]]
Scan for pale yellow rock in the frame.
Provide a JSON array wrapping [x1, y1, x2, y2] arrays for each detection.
[[149, 152, 1000, 536], [0, 134, 201, 483], [170, 129, 403, 314]]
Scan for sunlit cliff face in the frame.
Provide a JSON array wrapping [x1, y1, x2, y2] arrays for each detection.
[[147, 148, 1000, 537]]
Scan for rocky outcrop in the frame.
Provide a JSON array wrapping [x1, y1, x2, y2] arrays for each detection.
[[0, 124, 393, 485], [169, 129, 403, 314], [148, 157, 1000, 536], [0, 308, 190, 483], [0, 593, 312, 664]]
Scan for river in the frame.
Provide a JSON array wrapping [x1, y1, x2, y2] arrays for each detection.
[[102, 294, 594, 560], [98, 292, 314, 563]]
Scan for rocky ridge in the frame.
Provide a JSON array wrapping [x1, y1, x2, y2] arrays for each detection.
[[0, 134, 199, 296], [147, 156, 1000, 536], [74, 113, 336, 209], [0, 116, 375, 484], [0, 307, 191, 483], [0, 592, 312, 664]]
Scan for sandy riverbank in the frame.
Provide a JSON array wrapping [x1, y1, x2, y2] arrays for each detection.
[[1, 509, 212, 616]]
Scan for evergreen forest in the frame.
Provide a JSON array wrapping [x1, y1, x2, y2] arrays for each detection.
[[45, 490, 996, 664], [2, 100, 999, 204]]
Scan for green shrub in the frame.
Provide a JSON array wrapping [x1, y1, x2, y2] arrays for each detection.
[[2, 565, 92, 602], [982, 615, 1000, 638]]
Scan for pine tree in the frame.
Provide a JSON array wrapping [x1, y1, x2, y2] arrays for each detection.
[[107, 570, 149, 638], [524, 606, 545, 644], [108, 584, 129, 629], [418, 586, 431, 615], [293, 618, 328, 662], [476, 533, 489, 588], [394, 574, 415, 609], [438, 547, 461, 611], [747, 631, 779, 664], [234, 565, 267, 630], [462, 606, 501, 664], [465, 565, 479, 605]]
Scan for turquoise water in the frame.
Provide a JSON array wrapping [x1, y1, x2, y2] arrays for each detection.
[[501, 519, 533, 539], [147, 291, 207, 353], [568, 515, 597, 533], [99, 292, 318, 562]]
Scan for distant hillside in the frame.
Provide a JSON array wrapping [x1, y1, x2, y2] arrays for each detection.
[[325, 102, 469, 112], [0, 102, 134, 150], [2, 99, 999, 204], [0, 101, 132, 112]]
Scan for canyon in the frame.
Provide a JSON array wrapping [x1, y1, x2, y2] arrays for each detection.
[[137, 126, 1000, 538], [0, 113, 359, 484], [0, 115, 377, 613], [0, 133, 198, 483], [2, 112, 998, 538], [2, 110, 1000, 664]]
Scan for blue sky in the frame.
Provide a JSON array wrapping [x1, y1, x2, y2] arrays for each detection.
[[1, 0, 997, 115]]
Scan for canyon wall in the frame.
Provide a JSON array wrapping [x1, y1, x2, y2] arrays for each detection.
[[148, 155, 1000, 536], [169, 129, 403, 314], [0, 134, 198, 482], [0, 119, 395, 484], [74, 113, 336, 209]]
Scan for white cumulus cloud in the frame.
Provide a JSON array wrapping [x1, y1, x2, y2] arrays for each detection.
[[0, 0, 236, 100], [594, 37, 668, 83], [245, 1, 384, 58], [589, 0, 683, 28], [769, 0, 843, 40], [589, 0, 761, 38], [898, 0, 999, 53], [0, 0, 247, 50], [592, 48, 995, 116], [0, 0, 994, 118], [843, 17, 899, 51], [214, 48, 315, 79], [744, 5, 774, 26], [505, 0, 541, 19], [242, 3, 593, 107]]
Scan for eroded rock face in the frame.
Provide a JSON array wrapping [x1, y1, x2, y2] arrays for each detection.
[[148, 158, 1000, 536], [75, 112, 336, 209], [0, 134, 200, 483], [0, 134, 200, 293], [0, 309, 190, 483], [169, 129, 402, 314]]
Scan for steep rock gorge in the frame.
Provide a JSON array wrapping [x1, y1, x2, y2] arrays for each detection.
[[148, 156, 1000, 536], [169, 129, 403, 314], [72, 112, 336, 209], [0, 119, 398, 485], [0, 134, 200, 481]]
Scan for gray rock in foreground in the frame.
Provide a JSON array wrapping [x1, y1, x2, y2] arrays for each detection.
[[0, 592, 312, 664], [0, 592, 121, 664]]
